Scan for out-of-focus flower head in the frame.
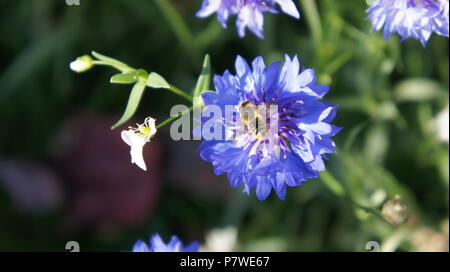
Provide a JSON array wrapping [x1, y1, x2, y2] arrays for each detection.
[[201, 226, 238, 252], [411, 226, 449, 252], [196, 0, 300, 38], [381, 195, 410, 225], [366, 0, 449, 46], [131, 233, 199, 252], [197, 55, 341, 201], [431, 104, 449, 143], [0, 159, 63, 214]]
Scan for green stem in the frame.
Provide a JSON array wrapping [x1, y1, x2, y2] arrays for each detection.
[[320, 170, 346, 197], [92, 60, 134, 73], [194, 21, 223, 49], [168, 84, 193, 102], [156, 105, 193, 129], [331, 14, 369, 42], [320, 170, 385, 220], [300, 0, 323, 46], [351, 199, 384, 220], [93, 54, 192, 103], [153, 0, 198, 60]]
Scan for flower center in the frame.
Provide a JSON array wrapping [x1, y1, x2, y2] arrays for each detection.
[[139, 126, 151, 135], [238, 100, 276, 141]]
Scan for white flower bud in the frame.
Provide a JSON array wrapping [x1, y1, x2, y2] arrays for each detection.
[[70, 55, 93, 73]]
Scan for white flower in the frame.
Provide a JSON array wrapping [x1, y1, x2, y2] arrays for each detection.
[[432, 104, 449, 144], [70, 55, 93, 73], [201, 226, 238, 252], [121, 117, 157, 171]]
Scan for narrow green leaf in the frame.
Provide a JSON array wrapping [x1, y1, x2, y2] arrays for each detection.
[[343, 121, 368, 152], [320, 170, 346, 197], [0, 25, 73, 102], [111, 80, 147, 129], [193, 54, 211, 97], [110, 72, 138, 84], [91, 51, 133, 72], [153, 0, 198, 61], [364, 123, 389, 163], [192, 54, 211, 110], [146, 72, 170, 89], [92, 51, 127, 66]]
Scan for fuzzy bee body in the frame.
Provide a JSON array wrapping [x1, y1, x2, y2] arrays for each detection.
[[238, 101, 269, 140]]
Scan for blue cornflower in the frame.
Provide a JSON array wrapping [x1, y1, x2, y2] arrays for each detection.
[[197, 55, 341, 201], [196, 0, 300, 38], [131, 233, 199, 252], [366, 0, 449, 46]]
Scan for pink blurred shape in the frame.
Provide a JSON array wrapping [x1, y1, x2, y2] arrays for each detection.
[[52, 112, 162, 231], [0, 158, 63, 213]]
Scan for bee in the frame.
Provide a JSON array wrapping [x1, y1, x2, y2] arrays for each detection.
[[238, 101, 269, 140]]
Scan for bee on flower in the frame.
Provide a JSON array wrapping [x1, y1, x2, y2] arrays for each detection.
[[197, 55, 341, 201]]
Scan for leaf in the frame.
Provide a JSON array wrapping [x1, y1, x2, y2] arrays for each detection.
[[110, 72, 138, 84], [343, 121, 368, 152], [91, 51, 133, 72], [92, 51, 127, 66], [146, 72, 170, 89], [192, 54, 211, 97], [192, 54, 211, 110], [0, 26, 74, 102], [111, 80, 147, 129], [364, 122, 389, 163], [320, 170, 346, 197], [394, 78, 446, 102]]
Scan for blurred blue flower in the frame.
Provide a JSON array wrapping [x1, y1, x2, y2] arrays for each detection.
[[197, 55, 341, 201], [366, 0, 449, 46], [131, 233, 199, 252], [196, 0, 300, 38]]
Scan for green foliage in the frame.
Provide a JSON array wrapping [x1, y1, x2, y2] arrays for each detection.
[[110, 72, 139, 84], [192, 54, 211, 97], [0, 0, 448, 252], [147, 72, 170, 89], [111, 79, 147, 129], [193, 54, 211, 109]]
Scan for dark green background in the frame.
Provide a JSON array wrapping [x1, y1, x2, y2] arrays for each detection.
[[0, 0, 448, 251]]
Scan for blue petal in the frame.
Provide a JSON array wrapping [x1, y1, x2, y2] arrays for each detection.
[[184, 241, 200, 252], [196, 0, 220, 18], [256, 176, 272, 201], [167, 236, 182, 251], [276, 0, 300, 19], [235, 55, 250, 77], [132, 240, 151, 252]]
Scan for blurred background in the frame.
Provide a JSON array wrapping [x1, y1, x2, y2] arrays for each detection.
[[0, 0, 448, 252]]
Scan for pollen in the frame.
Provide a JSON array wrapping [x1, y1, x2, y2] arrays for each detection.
[[139, 126, 151, 135]]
